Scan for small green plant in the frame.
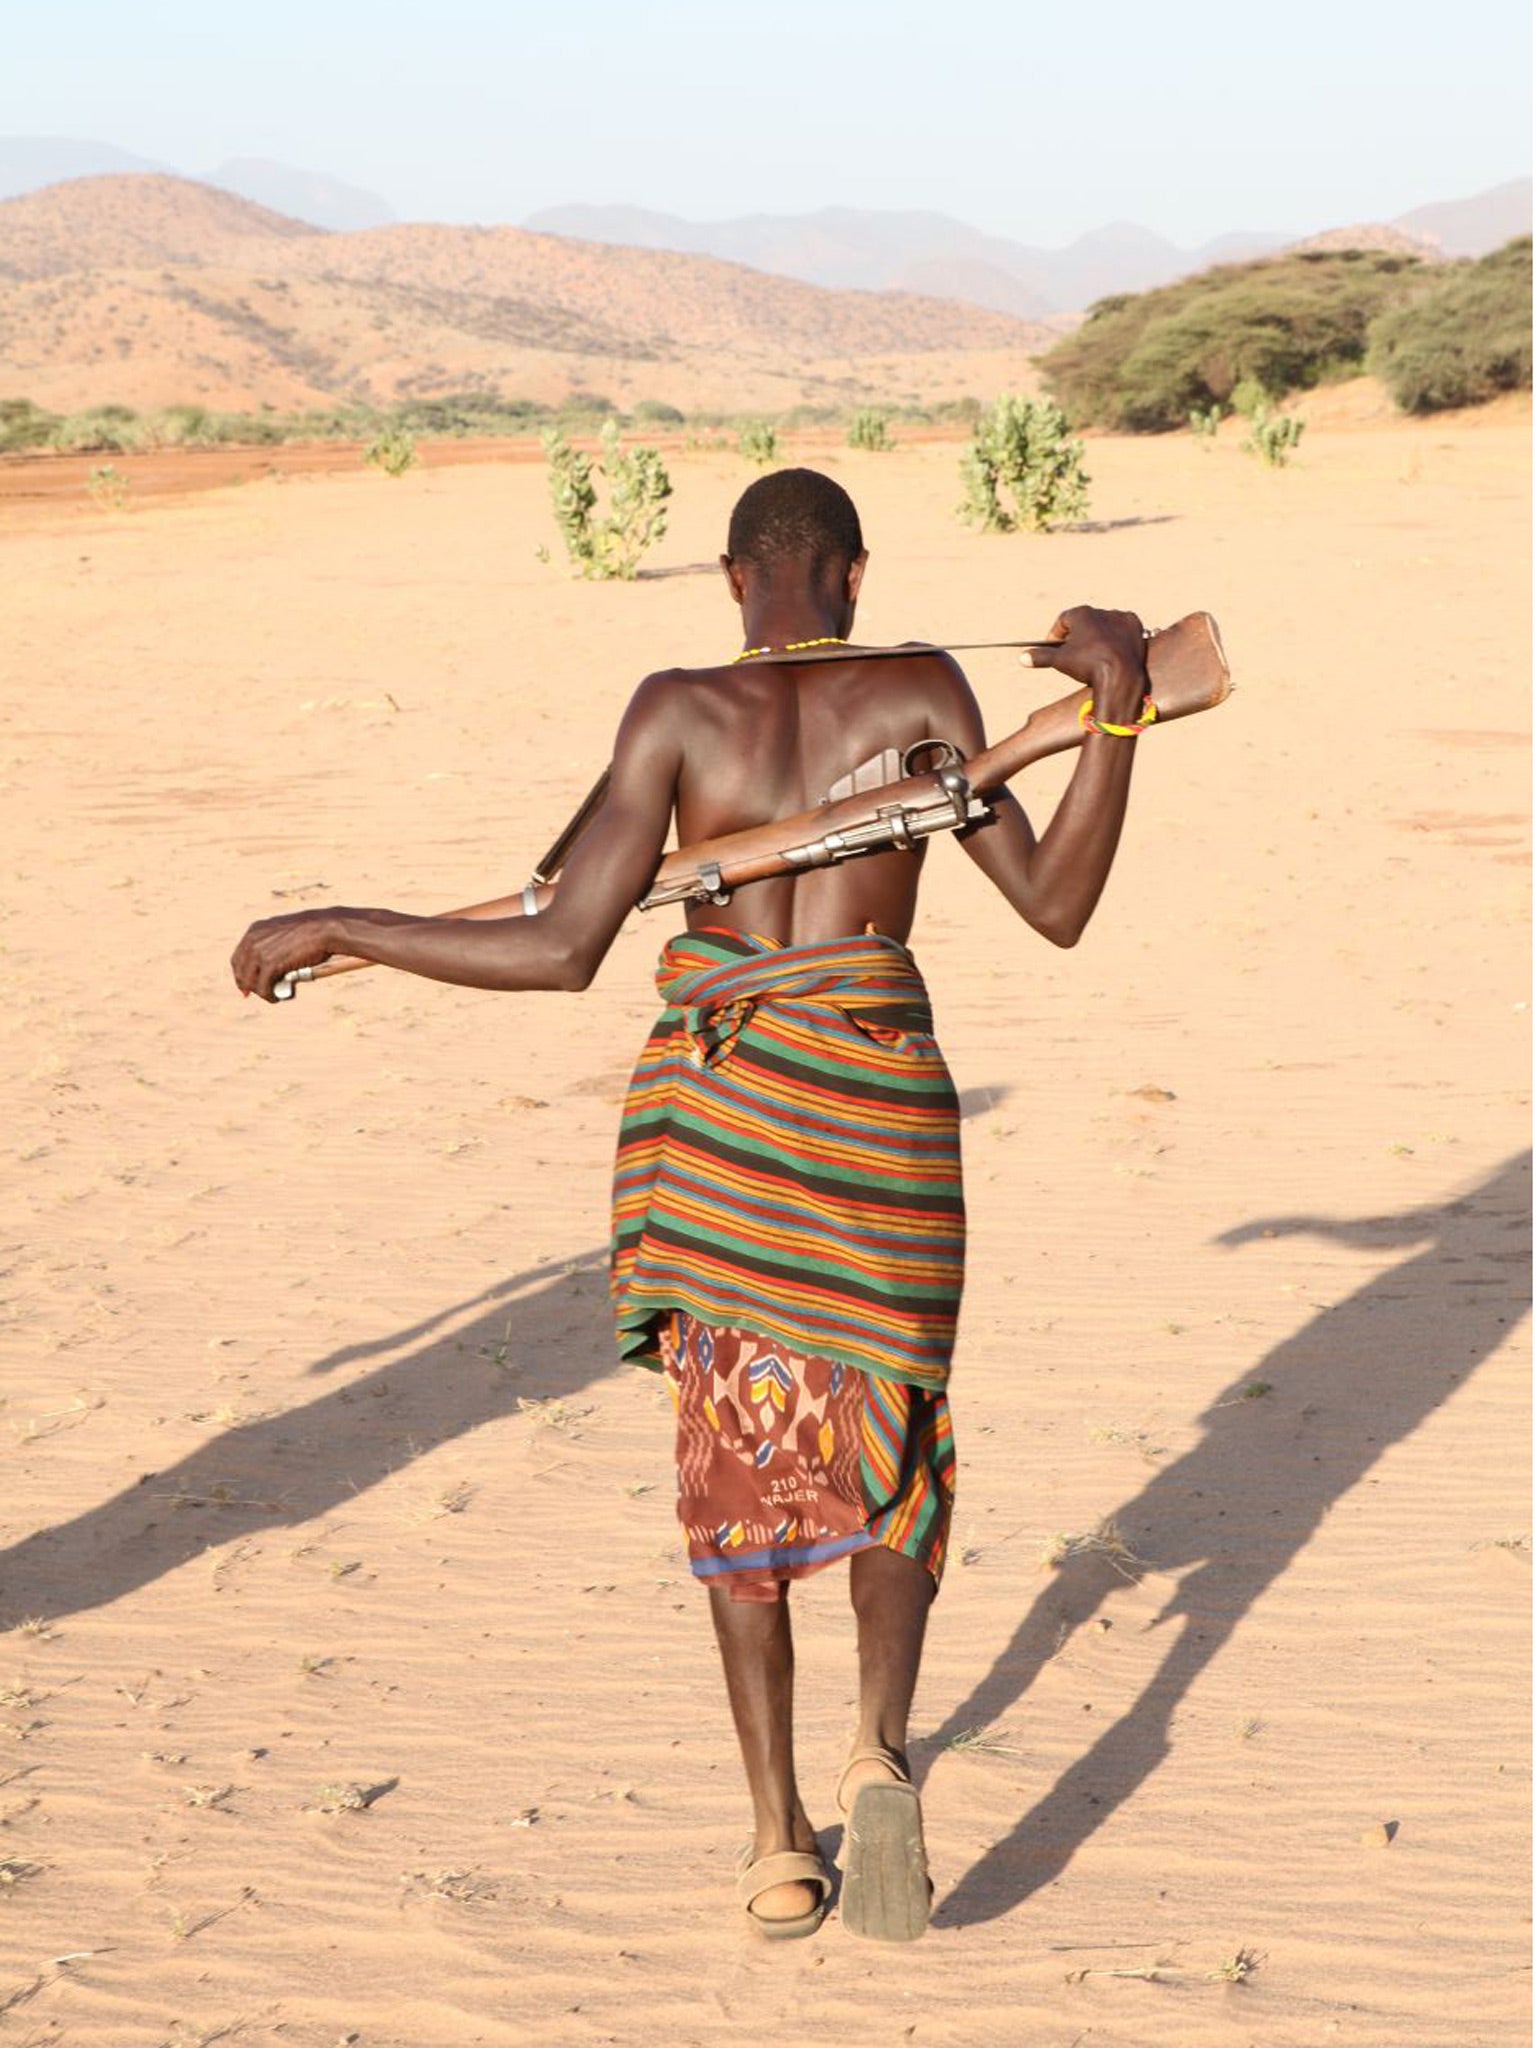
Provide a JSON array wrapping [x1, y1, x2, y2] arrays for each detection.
[[1228, 376, 1271, 420], [1240, 406, 1304, 468], [1188, 402, 1224, 444], [86, 463, 130, 511], [364, 424, 417, 477], [958, 395, 1089, 534], [847, 408, 895, 451], [543, 419, 671, 580], [737, 418, 779, 466]]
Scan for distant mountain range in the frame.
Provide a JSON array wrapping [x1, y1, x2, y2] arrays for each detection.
[[0, 137, 396, 231], [0, 174, 1049, 416], [522, 206, 1287, 320], [0, 139, 1527, 318], [525, 181, 1532, 318]]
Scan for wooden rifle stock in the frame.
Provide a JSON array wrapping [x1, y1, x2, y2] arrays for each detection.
[[278, 611, 1229, 994]]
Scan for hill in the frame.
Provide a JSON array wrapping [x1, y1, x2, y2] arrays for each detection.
[[0, 175, 1051, 416], [523, 180, 1531, 316], [0, 139, 397, 231], [0, 173, 319, 278], [205, 158, 396, 230], [1039, 240, 1531, 429], [0, 135, 172, 200], [1395, 177, 1533, 257], [523, 202, 1287, 318]]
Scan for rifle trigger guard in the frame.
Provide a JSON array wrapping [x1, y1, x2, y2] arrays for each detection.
[[902, 737, 961, 777], [695, 861, 732, 906]]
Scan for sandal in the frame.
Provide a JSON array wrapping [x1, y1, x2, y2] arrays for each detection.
[[834, 1746, 931, 1943], [736, 1846, 832, 1942]]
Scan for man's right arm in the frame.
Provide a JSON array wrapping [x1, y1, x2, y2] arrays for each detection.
[[231, 670, 684, 1000], [937, 607, 1150, 949]]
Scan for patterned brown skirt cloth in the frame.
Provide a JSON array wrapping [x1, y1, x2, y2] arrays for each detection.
[[659, 1310, 956, 1604]]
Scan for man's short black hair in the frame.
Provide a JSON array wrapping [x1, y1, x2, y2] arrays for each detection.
[[727, 467, 864, 572]]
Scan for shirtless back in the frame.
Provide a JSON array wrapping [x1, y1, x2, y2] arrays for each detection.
[[233, 466, 1152, 998], [665, 647, 964, 949]]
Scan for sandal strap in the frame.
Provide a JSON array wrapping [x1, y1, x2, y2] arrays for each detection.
[[736, 1850, 832, 1910], [835, 1744, 911, 1815]]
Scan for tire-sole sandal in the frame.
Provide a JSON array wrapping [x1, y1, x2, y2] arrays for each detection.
[[836, 1747, 932, 1944], [736, 1847, 832, 1942]]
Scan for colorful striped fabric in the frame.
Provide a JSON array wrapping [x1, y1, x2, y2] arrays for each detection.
[[611, 928, 965, 1392]]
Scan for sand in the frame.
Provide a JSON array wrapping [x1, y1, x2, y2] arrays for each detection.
[[1, 403, 1529, 2047]]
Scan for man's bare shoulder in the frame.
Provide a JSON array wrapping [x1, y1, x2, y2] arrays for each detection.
[[623, 664, 713, 713]]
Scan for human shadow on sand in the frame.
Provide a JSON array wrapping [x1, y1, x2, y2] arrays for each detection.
[[1, 1079, 1021, 1630], [925, 1151, 1531, 1929], [0, 1247, 614, 1630]]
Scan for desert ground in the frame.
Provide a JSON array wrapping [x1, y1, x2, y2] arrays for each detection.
[[1, 399, 1529, 2047]]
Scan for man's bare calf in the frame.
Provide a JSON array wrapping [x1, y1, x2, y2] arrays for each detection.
[[708, 1543, 933, 1928]]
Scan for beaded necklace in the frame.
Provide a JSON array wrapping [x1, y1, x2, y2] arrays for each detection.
[[730, 635, 848, 664]]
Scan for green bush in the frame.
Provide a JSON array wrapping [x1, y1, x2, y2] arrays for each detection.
[[1367, 237, 1532, 414], [847, 408, 895, 451], [86, 462, 130, 510], [0, 399, 56, 453], [1188, 402, 1224, 443], [631, 399, 685, 425], [543, 418, 671, 580], [364, 424, 418, 476], [49, 406, 146, 454], [394, 392, 549, 437], [0, 394, 564, 457], [1041, 249, 1429, 431], [958, 395, 1090, 533], [737, 419, 778, 465], [1240, 405, 1304, 468]]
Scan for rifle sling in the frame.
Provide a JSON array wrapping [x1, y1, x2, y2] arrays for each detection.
[[523, 638, 1061, 885]]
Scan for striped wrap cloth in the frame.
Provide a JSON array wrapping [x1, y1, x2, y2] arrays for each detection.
[[611, 927, 965, 1392]]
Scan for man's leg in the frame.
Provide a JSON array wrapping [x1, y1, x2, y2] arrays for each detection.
[[844, 1544, 934, 1793], [708, 1585, 822, 1922]]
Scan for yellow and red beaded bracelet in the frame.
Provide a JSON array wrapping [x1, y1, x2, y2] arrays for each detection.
[[1078, 694, 1159, 737]]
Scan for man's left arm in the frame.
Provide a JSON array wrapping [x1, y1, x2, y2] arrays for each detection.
[[231, 673, 683, 1002]]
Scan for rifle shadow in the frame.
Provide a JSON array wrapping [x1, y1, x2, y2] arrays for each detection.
[[636, 561, 720, 582], [926, 1151, 1532, 1929], [1067, 514, 1180, 535], [0, 1248, 612, 1631]]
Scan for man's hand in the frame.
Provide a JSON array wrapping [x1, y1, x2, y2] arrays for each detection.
[[231, 908, 344, 1002], [1022, 605, 1149, 725]]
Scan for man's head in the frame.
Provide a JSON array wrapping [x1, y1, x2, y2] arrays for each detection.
[[721, 468, 867, 619]]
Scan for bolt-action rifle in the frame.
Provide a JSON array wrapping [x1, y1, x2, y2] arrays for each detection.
[[275, 612, 1230, 999]]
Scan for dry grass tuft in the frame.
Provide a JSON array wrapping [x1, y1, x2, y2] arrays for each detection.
[[1210, 1947, 1262, 1983], [182, 1783, 235, 1811], [400, 1866, 500, 1906], [516, 1396, 593, 1436], [1089, 1423, 1168, 1462], [943, 1726, 1026, 1761], [1040, 1517, 1147, 1582], [309, 1777, 397, 1815]]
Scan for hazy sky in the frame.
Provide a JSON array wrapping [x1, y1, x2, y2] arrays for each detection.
[[10, 0, 1531, 244]]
